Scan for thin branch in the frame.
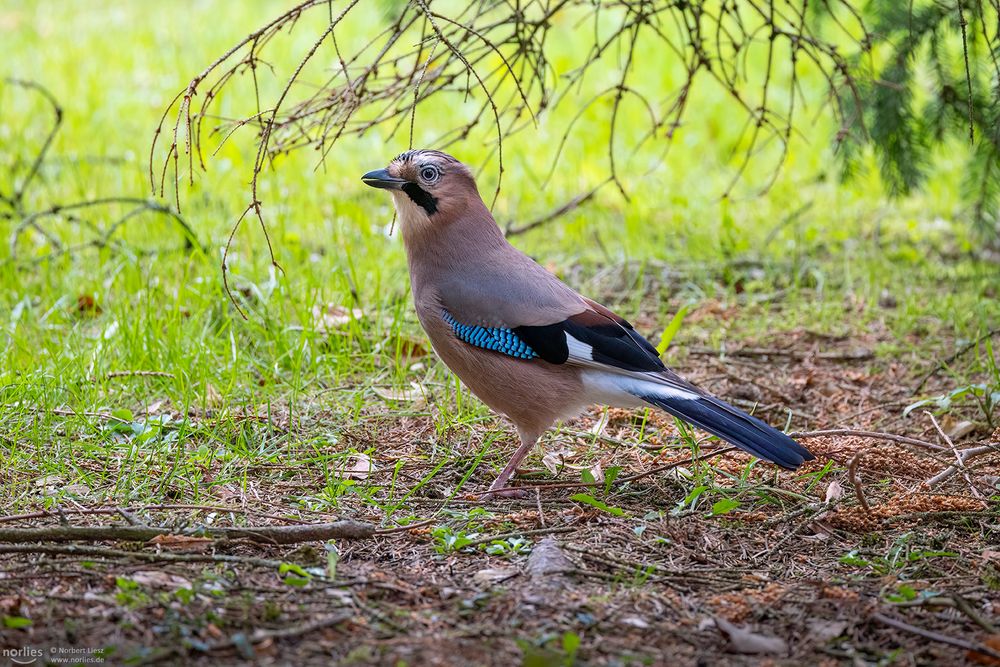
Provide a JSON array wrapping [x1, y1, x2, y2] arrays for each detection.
[[0, 543, 289, 569], [3, 78, 63, 208], [847, 453, 871, 513], [149, 0, 876, 290], [788, 429, 948, 452], [924, 410, 985, 498], [0, 520, 375, 545], [872, 611, 1000, 660], [925, 444, 998, 488], [196, 612, 354, 656], [689, 346, 874, 361], [505, 179, 611, 236]]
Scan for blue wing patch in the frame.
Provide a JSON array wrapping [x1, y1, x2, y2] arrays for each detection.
[[442, 310, 537, 360]]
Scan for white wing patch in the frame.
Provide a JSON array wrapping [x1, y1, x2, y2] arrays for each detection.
[[580, 370, 699, 408], [564, 332, 594, 361], [565, 331, 702, 406]]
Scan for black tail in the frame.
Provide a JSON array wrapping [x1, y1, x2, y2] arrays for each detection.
[[642, 394, 813, 469]]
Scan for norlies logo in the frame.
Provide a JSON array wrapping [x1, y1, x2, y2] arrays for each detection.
[[2, 647, 44, 664], [1, 647, 106, 664]]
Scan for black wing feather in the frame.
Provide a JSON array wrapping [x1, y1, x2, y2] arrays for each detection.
[[514, 307, 665, 373], [510, 322, 568, 363]]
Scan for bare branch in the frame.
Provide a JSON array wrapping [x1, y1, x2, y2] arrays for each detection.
[[148, 0, 882, 309], [0, 520, 375, 545]]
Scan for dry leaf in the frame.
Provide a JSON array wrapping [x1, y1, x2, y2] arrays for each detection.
[[541, 451, 568, 475], [526, 538, 573, 580], [588, 414, 609, 437], [204, 383, 223, 408], [34, 475, 63, 487], [342, 453, 374, 480], [129, 570, 191, 590], [213, 484, 242, 501], [75, 294, 102, 315], [968, 635, 1000, 665], [472, 568, 517, 586], [824, 480, 845, 504], [714, 616, 788, 655], [312, 304, 363, 332], [947, 420, 976, 441], [373, 382, 425, 404], [375, 336, 429, 362], [620, 615, 650, 629], [807, 619, 848, 642]]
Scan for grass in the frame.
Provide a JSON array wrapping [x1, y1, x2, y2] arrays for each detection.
[[0, 1, 998, 664]]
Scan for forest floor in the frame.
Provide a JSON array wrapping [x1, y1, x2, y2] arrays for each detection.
[[2, 317, 998, 666]]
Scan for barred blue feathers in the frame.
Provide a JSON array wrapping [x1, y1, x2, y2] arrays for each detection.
[[442, 310, 537, 360]]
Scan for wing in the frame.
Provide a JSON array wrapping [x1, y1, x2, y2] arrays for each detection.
[[512, 298, 684, 378], [435, 246, 587, 328], [439, 297, 814, 469], [441, 291, 689, 390]]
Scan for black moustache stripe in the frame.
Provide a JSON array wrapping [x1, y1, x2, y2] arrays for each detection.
[[402, 183, 438, 215]]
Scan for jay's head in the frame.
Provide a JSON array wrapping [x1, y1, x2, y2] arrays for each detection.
[[361, 150, 480, 230]]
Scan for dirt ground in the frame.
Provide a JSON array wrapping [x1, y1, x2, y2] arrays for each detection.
[[1, 327, 998, 666]]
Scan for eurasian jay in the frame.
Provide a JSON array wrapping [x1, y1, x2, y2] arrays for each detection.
[[362, 149, 814, 495]]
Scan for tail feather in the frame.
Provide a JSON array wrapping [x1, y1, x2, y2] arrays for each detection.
[[642, 394, 813, 469]]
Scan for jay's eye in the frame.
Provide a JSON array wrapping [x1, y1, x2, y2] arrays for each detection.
[[419, 166, 441, 184]]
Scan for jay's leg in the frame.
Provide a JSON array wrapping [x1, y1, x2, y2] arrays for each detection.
[[485, 427, 540, 497]]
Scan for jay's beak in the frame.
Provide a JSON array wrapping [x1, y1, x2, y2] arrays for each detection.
[[361, 168, 408, 191]]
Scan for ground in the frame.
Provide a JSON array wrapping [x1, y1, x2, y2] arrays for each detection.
[[1, 2, 999, 666], [1, 321, 998, 665]]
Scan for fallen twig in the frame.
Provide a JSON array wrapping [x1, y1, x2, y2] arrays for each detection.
[[788, 429, 947, 452], [373, 518, 435, 535], [563, 544, 741, 586], [0, 504, 315, 525], [925, 445, 997, 487], [847, 453, 871, 514], [105, 370, 176, 380], [871, 611, 1000, 660], [689, 346, 873, 361], [0, 543, 286, 568], [891, 595, 998, 634], [925, 411, 986, 498], [0, 520, 375, 544], [199, 612, 354, 657], [882, 510, 994, 524], [535, 488, 547, 528], [754, 500, 840, 563]]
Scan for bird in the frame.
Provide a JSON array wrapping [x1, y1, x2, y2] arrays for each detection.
[[362, 149, 814, 495]]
